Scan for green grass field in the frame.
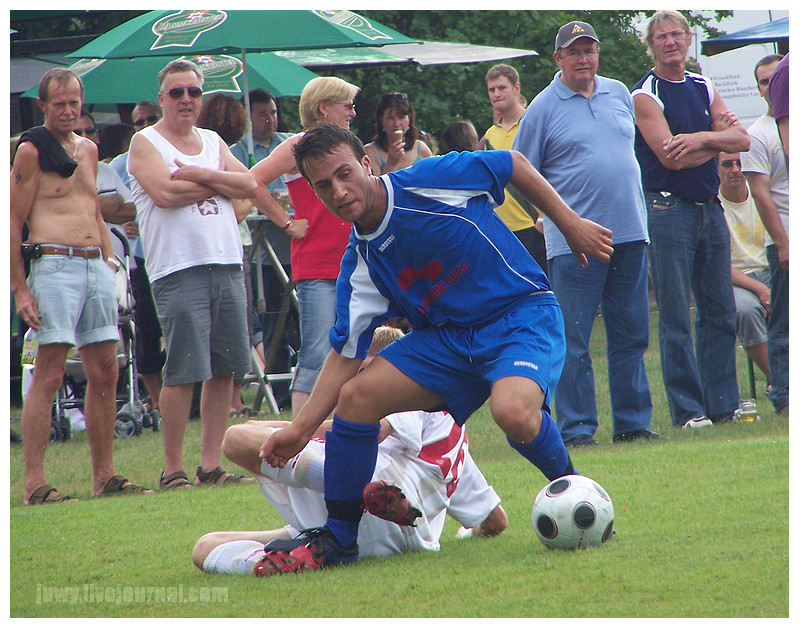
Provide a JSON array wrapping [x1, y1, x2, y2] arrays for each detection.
[[9, 313, 789, 617]]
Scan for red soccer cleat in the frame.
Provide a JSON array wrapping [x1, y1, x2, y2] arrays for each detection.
[[253, 527, 359, 577], [362, 480, 422, 526]]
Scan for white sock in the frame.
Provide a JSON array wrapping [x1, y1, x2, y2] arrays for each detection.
[[260, 446, 325, 492], [203, 541, 265, 575]]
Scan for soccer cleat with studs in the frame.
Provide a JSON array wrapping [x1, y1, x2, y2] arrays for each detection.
[[253, 527, 359, 577], [362, 480, 422, 526]]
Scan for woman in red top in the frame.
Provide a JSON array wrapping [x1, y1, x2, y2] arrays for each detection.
[[250, 76, 359, 416]]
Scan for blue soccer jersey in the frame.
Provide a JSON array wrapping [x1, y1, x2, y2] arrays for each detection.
[[330, 150, 551, 359]]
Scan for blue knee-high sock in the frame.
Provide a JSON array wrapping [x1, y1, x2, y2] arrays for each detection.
[[324, 414, 380, 547], [507, 409, 576, 480]]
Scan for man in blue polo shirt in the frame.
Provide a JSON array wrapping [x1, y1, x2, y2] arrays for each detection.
[[513, 20, 655, 447]]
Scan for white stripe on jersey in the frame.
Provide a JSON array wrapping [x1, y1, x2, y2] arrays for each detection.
[[631, 74, 663, 109], [339, 249, 391, 359], [632, 70, 715, 111], [403, 186, 500, 209]]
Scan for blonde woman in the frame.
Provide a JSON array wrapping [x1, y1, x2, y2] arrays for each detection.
[[250, 76, 359, 417]]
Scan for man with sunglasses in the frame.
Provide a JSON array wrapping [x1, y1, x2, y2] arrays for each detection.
[[132, 107, 162, 132], [75, 109, 99, 145], [128, 59, 259, 490], [110, 101, 161, 188], [107, 100, 165, 426], [717, 152, 771, 386], [742, 54, 789, 415], [632, 10, 750, 429]]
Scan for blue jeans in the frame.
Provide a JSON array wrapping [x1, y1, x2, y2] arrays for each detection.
[[646, 193, 739, 425], [294, 279, 337, 394], [549, 241, 652, 440], [765, 245, 789, 412]]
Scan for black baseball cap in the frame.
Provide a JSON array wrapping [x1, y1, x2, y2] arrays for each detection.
[[555, 21, 600, 51]]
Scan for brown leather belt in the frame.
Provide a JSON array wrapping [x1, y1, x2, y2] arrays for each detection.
[[39, 245, 102, 259]]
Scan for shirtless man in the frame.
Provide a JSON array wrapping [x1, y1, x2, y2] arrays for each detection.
[[11, 68, 151, 504]]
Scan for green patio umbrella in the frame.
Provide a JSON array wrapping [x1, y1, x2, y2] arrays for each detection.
[[67, 9, 417, 161], [22, 52, 318, 104], [66, 10, 416, 59]]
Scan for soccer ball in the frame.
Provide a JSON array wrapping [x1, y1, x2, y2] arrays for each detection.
[[532, 475, 615, 550]]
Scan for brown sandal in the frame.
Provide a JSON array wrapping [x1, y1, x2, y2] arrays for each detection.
[[195, 466, 255, 485], [95, 475, 154, 497], [159, 470, 193, 490], [25, 484, 78, 505]]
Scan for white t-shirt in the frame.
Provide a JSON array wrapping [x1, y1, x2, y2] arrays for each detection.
[[742, 114, 789, 246], [719, 190, 768, 275], [129, 126, 242, 282]]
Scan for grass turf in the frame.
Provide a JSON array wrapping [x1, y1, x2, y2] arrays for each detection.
[[8, 313, 789, 617]]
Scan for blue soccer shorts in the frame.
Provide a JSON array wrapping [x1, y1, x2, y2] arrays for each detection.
[[379, 293, 565, 425]]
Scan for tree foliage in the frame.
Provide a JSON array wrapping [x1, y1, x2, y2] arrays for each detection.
[[330, 10, 732, 147], [10, 10, 145, 39]]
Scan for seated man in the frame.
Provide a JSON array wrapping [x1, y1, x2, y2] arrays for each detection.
[[193, 326, 507, 575], [717, 152, 771, 381]]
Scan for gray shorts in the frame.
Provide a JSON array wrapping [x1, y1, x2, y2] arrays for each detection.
[[150, 264, 251, 386], [732, 268, 770, 348], [27, 254, 118, 348]]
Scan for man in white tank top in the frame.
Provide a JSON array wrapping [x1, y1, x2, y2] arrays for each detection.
[[128, 59, 259, 490]]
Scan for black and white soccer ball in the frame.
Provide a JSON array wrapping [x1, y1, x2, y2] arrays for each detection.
[[532, 475, 615, 550]]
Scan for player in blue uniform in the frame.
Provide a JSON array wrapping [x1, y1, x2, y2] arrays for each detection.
[[259, 123, 614, 575]]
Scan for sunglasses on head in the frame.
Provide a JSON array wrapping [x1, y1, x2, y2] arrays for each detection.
[[74, 127, 97, 136], [382, 92, 408, 102], [162, 86, 203, 99], [134, 114, 161, 127]]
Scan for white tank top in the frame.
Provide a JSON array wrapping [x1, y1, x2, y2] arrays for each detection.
[[130, 126, 242, 282]]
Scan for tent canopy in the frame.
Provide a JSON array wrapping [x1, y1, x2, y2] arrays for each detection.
[[701, 17, 789, 56], [278, 40, 537, 68]]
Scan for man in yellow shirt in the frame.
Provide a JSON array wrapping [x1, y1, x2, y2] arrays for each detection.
[[482, 64, 547, 273]]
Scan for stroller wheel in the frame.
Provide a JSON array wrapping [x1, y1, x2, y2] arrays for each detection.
[[49, 417, 62, 443], [149, 408, 161, 433], [115, 411, 143, 438], [58, 411, 73, 442]]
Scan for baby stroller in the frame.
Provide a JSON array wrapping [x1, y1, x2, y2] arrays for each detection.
[[22, 227, 160, 441]]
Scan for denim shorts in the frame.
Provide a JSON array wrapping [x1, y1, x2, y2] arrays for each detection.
[[150, 264, 251, 386], [27, 255, 119, 348], [380, 293, 565, 425], [294, 279, 337, 394]]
